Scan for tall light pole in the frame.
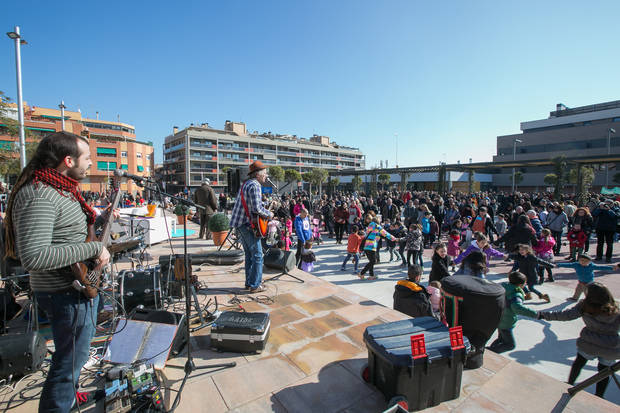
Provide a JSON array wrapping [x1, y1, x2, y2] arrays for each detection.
[[395, 133, 398, 168], [512, 138, 523, 193], [6, 26, 27, 170], [59, 100, 66, 131], [606, 128, 616, 187]]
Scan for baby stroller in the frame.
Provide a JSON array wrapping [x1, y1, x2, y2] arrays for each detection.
[[312, 217, 323, 245]]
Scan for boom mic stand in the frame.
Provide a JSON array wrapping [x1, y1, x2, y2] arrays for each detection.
[[128, 180, 235, 410]]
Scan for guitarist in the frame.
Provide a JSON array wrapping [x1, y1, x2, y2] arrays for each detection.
[[230, 161, 274, 293], [4, 132, 115, 412]]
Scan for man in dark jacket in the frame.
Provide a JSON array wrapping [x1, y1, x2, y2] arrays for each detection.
[[321, 200, 335, 237], [393, 265, 433, 318], [193, 179, 218, 239], [592, 201, 618, 262], [382, 198, 400, 222]]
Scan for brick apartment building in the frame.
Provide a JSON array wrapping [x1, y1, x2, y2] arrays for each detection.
[[0, 103, 154, 194]]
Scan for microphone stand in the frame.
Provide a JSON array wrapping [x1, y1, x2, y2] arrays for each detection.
[[128, 180, 235, 410], [263, 178, 304, 284]]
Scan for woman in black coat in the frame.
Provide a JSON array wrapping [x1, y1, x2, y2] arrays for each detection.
[[429, 243, 452, 283], [494, 215, 538, 253]]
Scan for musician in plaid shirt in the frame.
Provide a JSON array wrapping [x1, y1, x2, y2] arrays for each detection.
[[230, 161, 273, 292]]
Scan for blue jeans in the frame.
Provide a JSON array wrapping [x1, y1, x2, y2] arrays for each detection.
[[341, 253, 359, 271], [237, 225, 264, 289], [35, 291, 99, 413], [488, 328, 515, 353]]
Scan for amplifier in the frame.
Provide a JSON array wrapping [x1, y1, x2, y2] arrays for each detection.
[[0, 332, 47, 380]]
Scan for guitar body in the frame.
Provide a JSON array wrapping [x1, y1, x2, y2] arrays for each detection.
[[70, 225, 99, 299], [71, 177, 123, 298], [252, 214, 270, 238]]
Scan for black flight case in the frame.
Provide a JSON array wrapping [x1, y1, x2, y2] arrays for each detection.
[[210, 311, 270, 353], [363, 317, 470, 412]]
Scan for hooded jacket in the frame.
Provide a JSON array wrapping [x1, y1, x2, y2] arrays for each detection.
[[540, 301, 620, 360], [498, 282, 538, 330], [393, 280, 433, 318]]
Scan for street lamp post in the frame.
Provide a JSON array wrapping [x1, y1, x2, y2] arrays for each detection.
[[512, 138, 523, 193], [395, 133, 398, 168], [606, 128, 616, 187], [59, 100, 66, 131], [6, 26, 27, 170]]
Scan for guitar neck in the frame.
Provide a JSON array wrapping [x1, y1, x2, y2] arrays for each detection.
[[98, 186, 123, 246]]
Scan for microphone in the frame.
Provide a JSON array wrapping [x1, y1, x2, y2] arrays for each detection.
[[266, 177, 278, 191], [114, 169, 149, 182]]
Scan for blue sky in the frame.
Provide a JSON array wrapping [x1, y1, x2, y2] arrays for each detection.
[[2, 1, 620, 166]]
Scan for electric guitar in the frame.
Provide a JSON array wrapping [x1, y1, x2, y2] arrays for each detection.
[[70, 176, 123, 298]]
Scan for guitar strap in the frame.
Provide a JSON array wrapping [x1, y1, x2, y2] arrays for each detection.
[[239, 180, 254, 229]]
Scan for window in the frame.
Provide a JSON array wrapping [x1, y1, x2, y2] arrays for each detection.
[[146, 154, 151, 160], [96, 147, 117, 156], [121, 151, 127, 157], [136, 152, 142, 159], [137, 165, 144, 172], [121, 164, 129, 170], [97, 161, 117, 170]]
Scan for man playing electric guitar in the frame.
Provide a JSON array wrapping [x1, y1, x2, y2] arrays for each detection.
[[4, 132, 117, 412], [230, 161, 274, 293]]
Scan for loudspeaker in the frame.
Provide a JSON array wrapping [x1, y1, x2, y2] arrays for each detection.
[[0, 332, 47, 380], [227, 169, 240, 195], [130, 308, 188, 356], [263, 249, 296, 272]]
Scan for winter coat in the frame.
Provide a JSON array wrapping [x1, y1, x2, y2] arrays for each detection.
[[557, 262, 615, 284], [447, 235, 460, 257], [567, 229, 587, 249], [429, 253, 451, 283], [540, 301, 620, 360], [363, 221, 395, 252], [509, 253, 554, 283], [533, 236, 555, 260], [498, 282, 538, 330], [334, 207, 348, 224], [393, 280, 433, 318], [496, 225, 538, 253], [405, 229, 423, 251], [571, 214, 593, 234], [382, 204, 400, 222], [294, 215, 312, 244], [592, 208, 618, 232], [455, 244, 504, 266], [529, 217, 543, 238], [546, 211, 568, 232], [421, 217, 431, 234]]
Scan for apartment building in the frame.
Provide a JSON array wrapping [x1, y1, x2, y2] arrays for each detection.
[[0, 103, 154, 193], [163, 121, 365, 192]]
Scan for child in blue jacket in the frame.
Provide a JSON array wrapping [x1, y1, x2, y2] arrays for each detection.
[[558, 254, 619, 301]]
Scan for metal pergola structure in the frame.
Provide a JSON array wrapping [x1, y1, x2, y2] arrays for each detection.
[[328, 154, 620, 199]]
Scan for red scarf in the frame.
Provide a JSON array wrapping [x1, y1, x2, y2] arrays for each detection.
[[33, 167, 97, 225]]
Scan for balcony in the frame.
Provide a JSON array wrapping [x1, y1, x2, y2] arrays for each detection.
[[164, 143, 185, 153]]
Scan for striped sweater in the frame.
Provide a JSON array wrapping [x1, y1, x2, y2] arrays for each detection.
[[12, 183, 103, 293]]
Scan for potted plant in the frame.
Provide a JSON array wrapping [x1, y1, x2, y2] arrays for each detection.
[[208, 213, 230, 246], [173, 203, 190, 225]]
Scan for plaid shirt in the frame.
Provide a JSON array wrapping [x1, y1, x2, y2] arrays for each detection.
[[230, 178, 271, 228]]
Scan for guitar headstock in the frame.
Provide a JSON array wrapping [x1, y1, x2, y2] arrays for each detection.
[[108, 175, 121, 192]]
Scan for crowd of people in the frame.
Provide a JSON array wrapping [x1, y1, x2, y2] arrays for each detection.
[[249, 186, 619, 399]]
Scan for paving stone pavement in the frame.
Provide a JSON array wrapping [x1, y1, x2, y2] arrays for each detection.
[[308, 234, 620, 405]]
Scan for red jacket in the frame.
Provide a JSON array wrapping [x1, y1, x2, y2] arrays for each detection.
[[567, 229, 587, 248]]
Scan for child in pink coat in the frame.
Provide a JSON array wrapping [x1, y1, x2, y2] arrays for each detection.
[[447, 229, 461, 271], [533, 228, 556, 282]]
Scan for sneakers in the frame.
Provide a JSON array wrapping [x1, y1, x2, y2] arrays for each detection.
[[340, 267, 346, 271], [367, 275, 378, 280], [541, 294, 551, 303], [249, 284, 266, 293], [524, 292, 533, 300], [358, 273, 366, 280], [567, 296, 578, 301]]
